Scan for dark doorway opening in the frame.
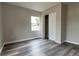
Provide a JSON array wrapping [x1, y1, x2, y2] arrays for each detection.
[[45, 15, 49, 39]]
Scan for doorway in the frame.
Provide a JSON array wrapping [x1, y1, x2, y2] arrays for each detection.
[[45, 15, 49, 39]]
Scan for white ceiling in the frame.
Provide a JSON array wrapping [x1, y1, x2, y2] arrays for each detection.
[[7, 2, 59, 12]]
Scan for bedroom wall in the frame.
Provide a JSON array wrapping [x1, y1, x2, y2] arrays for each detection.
[[2, 3, 41, 44], [41, 3, 66, 44], [66, 4, 79, 45], [0, 3, 4, 54]]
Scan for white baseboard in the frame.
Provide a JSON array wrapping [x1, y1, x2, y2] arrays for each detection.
[[49, 39, 62, 44], [5, 37, 42, 45], [66, 40, 79, 45], [0, 43, 5, 55]]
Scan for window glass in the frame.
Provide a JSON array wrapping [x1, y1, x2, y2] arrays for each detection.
[[31, 16, 40, 31]]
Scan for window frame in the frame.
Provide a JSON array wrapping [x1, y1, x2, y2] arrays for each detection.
[[31, 16, 40, 31]]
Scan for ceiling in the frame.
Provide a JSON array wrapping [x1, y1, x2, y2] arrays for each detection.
[[6, 2, 60, 12]]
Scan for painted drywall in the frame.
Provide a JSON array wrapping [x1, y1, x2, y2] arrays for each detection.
[[2, 3, 41, 44], [49, 13, 56, 41], [0, 3, 2, 50], [41, 3, 66, 44], [66, 4, 79, 45], [42, 3, 62, 43], [0, 3, 4, 54], [61, 4, 67, 43]]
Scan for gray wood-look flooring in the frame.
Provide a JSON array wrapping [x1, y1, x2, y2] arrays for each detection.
[[1, 39, 79, 56]]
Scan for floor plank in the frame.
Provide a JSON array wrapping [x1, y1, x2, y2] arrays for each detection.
[[1, 39, 79, 56]]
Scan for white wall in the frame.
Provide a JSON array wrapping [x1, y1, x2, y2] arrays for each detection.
[[66, 4, 79, 45], [2, 3, 41, 44], [42, 3, 63, 44], [49, 13, 56, 41], [41, 3, 66, 44]]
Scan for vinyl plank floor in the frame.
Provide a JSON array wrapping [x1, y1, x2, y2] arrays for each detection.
[[1, 39, 79, 56]]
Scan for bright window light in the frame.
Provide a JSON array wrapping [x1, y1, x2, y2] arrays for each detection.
[[31, 16, 40, 31]]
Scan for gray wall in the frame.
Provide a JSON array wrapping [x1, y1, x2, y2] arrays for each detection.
[[0, 3, 4, 54], [1, 2, 79, 46], [42, 3, 65, 44], [2, 3, 41, 44], [41, 3, 66, 44], [0, 3, 2, 49], [61, 4, 67, 43], [66, 4, 79, 45]]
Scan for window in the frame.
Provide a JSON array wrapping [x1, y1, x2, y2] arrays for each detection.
[[31, 16, 40, 31]]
